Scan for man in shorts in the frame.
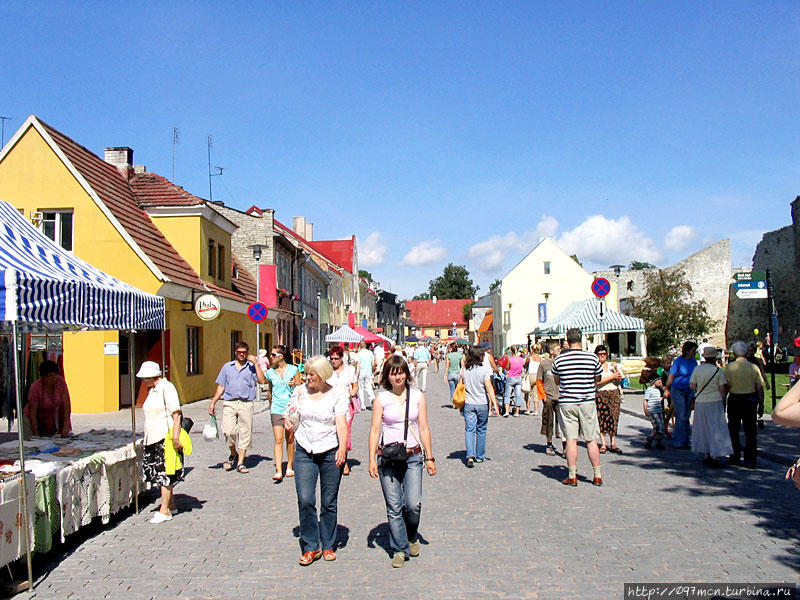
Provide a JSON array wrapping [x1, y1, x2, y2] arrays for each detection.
[[208, 341, 266, 473], [551, 328, 604, 487]]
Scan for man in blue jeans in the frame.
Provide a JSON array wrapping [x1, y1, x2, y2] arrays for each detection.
[[665, 341, 699, 449]]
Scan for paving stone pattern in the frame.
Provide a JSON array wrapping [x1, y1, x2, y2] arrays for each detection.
[[26, 377, 800, 599]]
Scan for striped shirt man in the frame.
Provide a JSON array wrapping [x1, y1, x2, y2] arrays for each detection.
[[551, 349, 602, 403]]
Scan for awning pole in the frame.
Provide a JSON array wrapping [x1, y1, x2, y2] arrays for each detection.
[[12, 321, 33, 590], [128, 331, 139, 514]]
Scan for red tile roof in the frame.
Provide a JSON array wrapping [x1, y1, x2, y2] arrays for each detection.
[[129, 172, 203, 207], [36, 117, 252, 305], [309, 237, 355, 273], [404, 299, 473, 327]]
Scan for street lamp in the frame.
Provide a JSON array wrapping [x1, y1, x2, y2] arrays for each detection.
[[247, 243, 267, 351]]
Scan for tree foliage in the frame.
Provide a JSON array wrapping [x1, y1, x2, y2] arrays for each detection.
[[412, 292, 431, 301], [488, 279, 502, 293], [629, 260, 656, 270], [632, 268, 718, 355], [427, 263, 477, 300], [358, 269, 374, 282], [570, 254, 582, 267], [462, 300, 476, 321]]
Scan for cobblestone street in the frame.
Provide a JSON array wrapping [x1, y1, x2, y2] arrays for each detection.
[[27, 377, 799, 599]]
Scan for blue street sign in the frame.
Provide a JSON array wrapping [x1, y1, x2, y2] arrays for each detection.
[[592, 278, 611, 298], [734, 280, 766, 290], [538, 303, 547, 323], [248, 302, 268, 323]]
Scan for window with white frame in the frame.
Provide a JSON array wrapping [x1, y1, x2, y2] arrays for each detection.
[[40, 210, 73, 251]]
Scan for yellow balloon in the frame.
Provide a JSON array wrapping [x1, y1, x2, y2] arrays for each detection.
[[753, 328, 759, 335]]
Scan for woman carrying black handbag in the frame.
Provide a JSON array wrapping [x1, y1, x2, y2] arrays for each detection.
[[368, 354, 436, 568]]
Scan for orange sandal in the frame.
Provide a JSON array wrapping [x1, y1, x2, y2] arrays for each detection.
[[299, 550, 322, 566]]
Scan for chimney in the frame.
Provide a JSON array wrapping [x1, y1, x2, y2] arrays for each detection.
[[292, 216, 306, 238], [305, 222, 313, 241], [104, 147, 134, 178]]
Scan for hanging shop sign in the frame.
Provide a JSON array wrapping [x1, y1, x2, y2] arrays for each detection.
[[195, 293, 221, 321]]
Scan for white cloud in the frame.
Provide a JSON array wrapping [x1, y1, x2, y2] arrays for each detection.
[[556, 215, 661, 268], [398, 240, 447, 266], [663, 225, 696, 252], [535, 214, 559, 239], [467, 232, 522, 272], [357, 232, 388, 268], [467, 215, 560, 273]]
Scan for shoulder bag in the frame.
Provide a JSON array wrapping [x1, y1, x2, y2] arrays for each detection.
[[452, 380, 466, 409]]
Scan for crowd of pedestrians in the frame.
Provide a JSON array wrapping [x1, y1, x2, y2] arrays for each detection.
[[135, 330, 790, 568]]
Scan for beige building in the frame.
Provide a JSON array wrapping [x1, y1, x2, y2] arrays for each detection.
[[494, 238, 618, 351]]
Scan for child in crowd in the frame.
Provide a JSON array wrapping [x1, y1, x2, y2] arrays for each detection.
[[643, 373, 666, 449]]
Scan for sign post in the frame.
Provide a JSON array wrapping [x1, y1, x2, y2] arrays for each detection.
[[765, 270, 776, 413], [592, 278, 610, 345]]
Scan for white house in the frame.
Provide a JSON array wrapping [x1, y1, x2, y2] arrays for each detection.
[[494, 238, 618, 350]]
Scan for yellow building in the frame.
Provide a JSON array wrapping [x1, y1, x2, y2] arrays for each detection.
[[0, 116, 266, 411]]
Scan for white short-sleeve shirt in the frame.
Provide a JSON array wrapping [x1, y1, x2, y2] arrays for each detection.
[[143, 379, 181, 445], [290, 384, 348, 454]]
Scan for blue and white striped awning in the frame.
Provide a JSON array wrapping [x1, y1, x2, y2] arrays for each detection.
[[0, 200, 165, 330], [530, 299, 644, 336], [325, 324, 364, 343]]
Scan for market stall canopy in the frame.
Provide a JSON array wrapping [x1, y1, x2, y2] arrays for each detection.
[[0, 201, 164, 330], [529, 299, 645, 336], [352, 325, 382, 343], [405, 334, 420, 343], [325, 324, 364, 343]]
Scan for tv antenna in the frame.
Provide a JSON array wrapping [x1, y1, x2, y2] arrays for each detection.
[[171, 127, 179, 181], [0, 117, 11, 148], [207, 135, 224, 202]]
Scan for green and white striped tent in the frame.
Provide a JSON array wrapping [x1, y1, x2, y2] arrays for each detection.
[[530, 299, 645, 336]]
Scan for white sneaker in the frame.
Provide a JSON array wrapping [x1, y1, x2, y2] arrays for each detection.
[[149, 512, 173, 524]]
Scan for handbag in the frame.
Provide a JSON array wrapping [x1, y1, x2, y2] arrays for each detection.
[[380, 385, 410, 463], [452, 381, 466, 409], [521, 375, 532, 394]]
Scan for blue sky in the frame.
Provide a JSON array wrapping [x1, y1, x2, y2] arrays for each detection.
[[3, 2, 798, 298]]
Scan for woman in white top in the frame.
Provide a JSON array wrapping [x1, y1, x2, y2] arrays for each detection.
[[327, 345, 360, 475], [284, 356, 348, 566], [136, 361, 183, 524], [690, 346, 732, 467], [368, 354, 436, 568]]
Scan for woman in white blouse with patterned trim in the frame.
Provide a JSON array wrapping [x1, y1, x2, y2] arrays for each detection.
[[284, 355, 348, 566]]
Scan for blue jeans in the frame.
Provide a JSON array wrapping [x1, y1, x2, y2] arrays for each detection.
[[294, 444, 342, 553], [447, 372, 460, 399], [671, 387, 693, 446], [463, 403, 489, 460], [503, 376, 523, 407], [378, 453, 423, 556]]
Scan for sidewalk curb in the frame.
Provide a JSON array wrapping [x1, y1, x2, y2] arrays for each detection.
[[620, 407, 795, 467]]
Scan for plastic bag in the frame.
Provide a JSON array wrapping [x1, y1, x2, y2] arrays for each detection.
[[202, 415, 219, 441]]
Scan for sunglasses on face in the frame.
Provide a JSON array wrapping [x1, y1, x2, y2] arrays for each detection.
[[270, 352, 282, 357]]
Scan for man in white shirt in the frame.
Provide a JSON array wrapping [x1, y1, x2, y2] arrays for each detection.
[[356, 341, 376, 408], [413, 343, 432, 392]]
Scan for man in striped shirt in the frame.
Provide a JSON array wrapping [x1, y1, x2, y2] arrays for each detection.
[[551, 328, 604, 487]]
